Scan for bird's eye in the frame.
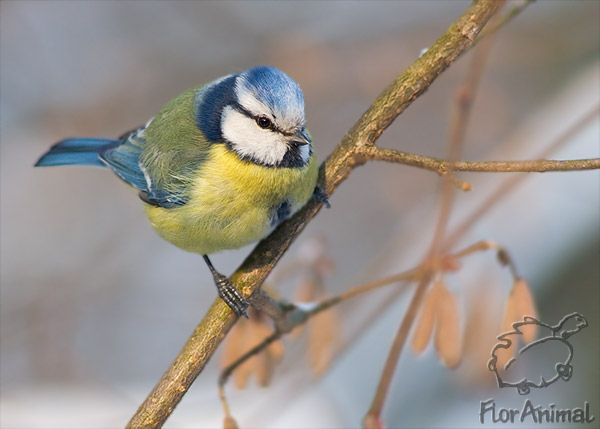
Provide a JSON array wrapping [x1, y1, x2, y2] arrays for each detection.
[[256, 116, 272, 129]]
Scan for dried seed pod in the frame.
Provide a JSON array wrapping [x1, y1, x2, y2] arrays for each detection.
[[500, 290, 518, 335], [458, 280, 505, 386], [363, 413, 384, 429], [411, 283, 439, 354], [233, 332, 255, 389], [253, 315, 284, 387], [223, 415, 239, 429], [512, 278, 538, 342], [292, 235, 338, 375], [496, 304, 518, 368], [254, 348, 272, 387], [434, 283, 462, 368], [495, 279, 534, 370], [222, 310, 285, 389], [268, 336, 285, 362]]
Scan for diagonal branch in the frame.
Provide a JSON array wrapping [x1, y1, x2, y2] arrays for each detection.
[[126, 2, 547, 427]]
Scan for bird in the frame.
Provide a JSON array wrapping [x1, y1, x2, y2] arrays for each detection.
[[35, 66, 328, 317]]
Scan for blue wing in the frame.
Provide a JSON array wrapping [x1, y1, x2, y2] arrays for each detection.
[[99, 127, 148, 191], [100, 126, 188, 208]]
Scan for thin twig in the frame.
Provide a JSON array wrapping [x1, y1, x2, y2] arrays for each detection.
[[450, 240, 520, 280], [443, 104, 600, 250], [217, 331, 281, 422], [430, 20, 498, 257], [305, 267, 422, 316], [477, 0, 536, 43], [361, 147, 600, 173], [364, 273, 434, 421]]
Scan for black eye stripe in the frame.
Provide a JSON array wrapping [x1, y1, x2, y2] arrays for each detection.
[[231, 102, 293, 136]]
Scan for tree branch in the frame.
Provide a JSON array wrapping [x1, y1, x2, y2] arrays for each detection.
[[361, 146, 600, 173], [126, 2, 557, 427], [365, 273, 433, 422]]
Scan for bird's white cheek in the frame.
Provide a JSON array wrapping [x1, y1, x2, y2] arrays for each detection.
[[221, 107, 287, 165]]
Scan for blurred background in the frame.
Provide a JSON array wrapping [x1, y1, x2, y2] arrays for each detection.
[[1, 1, 598, 428]]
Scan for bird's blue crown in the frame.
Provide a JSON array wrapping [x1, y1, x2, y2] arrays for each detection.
[[236, 66, 305, 126]]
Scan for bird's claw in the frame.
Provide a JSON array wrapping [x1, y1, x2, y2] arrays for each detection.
[[313, 186, 331, 208], [215, 274, 249, 318]]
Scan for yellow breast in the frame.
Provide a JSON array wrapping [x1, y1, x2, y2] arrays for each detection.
[[144, 145, 318, 254]]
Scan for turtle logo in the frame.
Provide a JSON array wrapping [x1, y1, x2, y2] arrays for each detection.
[[488, 312, 588, 395]]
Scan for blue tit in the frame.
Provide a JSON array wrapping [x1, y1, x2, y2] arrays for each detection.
[[35, 66, 326, 317]]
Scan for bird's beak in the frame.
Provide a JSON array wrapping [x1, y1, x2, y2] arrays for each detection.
[[290, 128, 312, 146]]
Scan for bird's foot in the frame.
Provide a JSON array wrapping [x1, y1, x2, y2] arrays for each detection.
[[313, 186, 331, 208], [214, 273, 249, 318]]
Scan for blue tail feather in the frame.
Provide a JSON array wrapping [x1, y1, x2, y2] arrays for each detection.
[[35, 138, 119, 167], [35, 138, 121, 167], [36, 131, 186, 208]]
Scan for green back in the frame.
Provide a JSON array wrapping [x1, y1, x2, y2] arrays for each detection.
[[141, 86, 210, 200]]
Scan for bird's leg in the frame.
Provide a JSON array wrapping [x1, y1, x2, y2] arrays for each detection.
[[313, 186, 331, 208], [202, 255, 249, 318]]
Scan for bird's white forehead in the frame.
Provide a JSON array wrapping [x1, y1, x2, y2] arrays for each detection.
[[234, 75, 304, 131], [235, 83, 271, 117]]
